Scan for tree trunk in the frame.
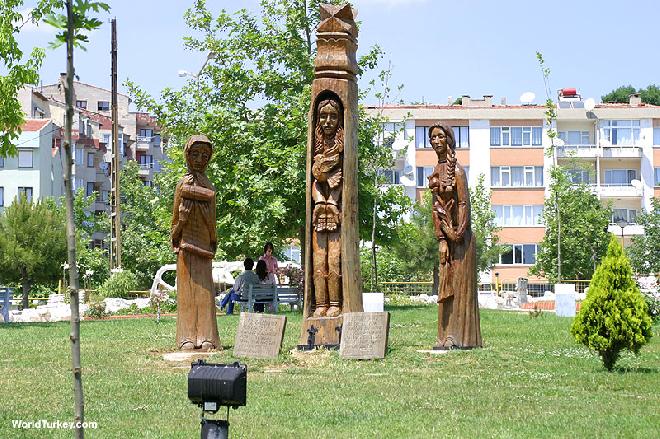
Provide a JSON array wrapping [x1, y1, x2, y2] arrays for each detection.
[[64, 1, 85, 437], [21, 268, 31, 309]]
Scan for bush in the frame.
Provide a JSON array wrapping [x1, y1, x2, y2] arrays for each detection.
[[571, 236, 653, 371], [85, 301, 108, 319], [97, 270, 139, 299]]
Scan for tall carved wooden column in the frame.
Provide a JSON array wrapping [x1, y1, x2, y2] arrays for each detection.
[[299, 3, 363, 349]]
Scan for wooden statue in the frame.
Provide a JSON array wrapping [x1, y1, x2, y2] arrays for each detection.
[[171, 135, 220, 351], [428, 125, 482, 349], [300, 3, 363, 348]]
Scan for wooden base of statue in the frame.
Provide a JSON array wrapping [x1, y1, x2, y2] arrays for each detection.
[[297, 316, 343, 350]]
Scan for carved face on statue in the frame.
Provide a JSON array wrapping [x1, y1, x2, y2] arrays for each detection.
[[319, 102, 339, 137], [186, 143, 211, 173], [430, 126, 448, 157]]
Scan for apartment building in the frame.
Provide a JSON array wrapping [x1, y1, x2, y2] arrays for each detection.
[[0, 119, 64, 213], [369, 91, 660, 284], [34, 75, 165, 186]]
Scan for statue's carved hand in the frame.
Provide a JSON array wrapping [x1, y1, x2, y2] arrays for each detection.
[[439, 239, 448, 264]]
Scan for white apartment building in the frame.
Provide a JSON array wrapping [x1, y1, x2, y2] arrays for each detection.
[[0, 119, 64, 213], [369, 91, 660, 285]]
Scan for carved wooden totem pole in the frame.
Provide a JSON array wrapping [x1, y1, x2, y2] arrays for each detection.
[[299, 3, 363, 349], [171, 135, 220, 351]]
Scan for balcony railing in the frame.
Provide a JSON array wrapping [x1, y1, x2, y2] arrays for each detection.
[[607, 223, 644, 236], [601, 145, 642, 158], [556, 144, 598, 158], [591, 184, 643, 198]]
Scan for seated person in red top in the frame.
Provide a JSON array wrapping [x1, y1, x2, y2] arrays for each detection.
[[259, 242, 279, 283]]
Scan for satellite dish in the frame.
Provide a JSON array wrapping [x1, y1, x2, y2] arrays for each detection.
[[403, 164, 413, 175], [584, 98, 596, 111], [554, 138, 565, 147], [520, 92, 536, 105], [600, 138, 611, 147], [630, 179, 642, 189]]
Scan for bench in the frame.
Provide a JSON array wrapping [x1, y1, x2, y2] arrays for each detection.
[[236, 284, 302, 313]]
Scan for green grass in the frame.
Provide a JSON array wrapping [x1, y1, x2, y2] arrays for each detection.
[[1, 306, 658, 438]]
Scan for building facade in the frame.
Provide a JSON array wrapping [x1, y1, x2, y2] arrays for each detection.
[[0, 119, 64, 213], [369, 91, 660, 284]]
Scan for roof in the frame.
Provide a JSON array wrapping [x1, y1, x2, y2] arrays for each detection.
[[22, 119, 51, 131], [81, 109, 115, 130]]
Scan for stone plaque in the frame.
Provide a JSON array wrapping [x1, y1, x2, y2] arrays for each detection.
[[234, 312, 287, 359], [339, 312, 390, 359]]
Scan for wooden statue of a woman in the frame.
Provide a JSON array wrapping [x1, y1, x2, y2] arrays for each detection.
[[311, 98, 343, 318], [428, 125, 482, 349], [171, 135, 219, 351]]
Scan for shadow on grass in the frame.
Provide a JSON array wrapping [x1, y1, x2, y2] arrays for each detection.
[[615, 366, 659, 374], [0, 322, 63, 330], [384, 304, 431, 311]]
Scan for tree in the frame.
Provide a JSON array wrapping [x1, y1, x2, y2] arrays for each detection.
[[0, 0, 52, 157], [571, 236, 653, 371], [530, 167, 611, 281], [43, 2, 110, 436], [0, 196, 67, 308], [393, 192, 440, 293], [119, 161, 173, 288], [470, 174, 503, 274], [602, 84, 660, 106], [627, 197, 660, 275], [126, 0, 407, 262]]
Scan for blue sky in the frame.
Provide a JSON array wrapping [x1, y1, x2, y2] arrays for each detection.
[[16, 0, 660, 108]]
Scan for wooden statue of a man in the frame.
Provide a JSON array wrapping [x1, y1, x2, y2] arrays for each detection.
[[171, 135, 219, 351]]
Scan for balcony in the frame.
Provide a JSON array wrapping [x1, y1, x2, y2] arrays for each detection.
[[138, 162, 154, 176], [556, 144, 598, 158], [591, 184, 643, 198], [136, 136, 153, 151], [601, 145, 642, 159], [607, 223, 644, 236]]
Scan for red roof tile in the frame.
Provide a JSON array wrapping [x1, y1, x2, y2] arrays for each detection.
[[22, 119, 50, 131]]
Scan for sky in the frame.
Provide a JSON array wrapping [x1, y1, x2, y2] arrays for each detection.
[[15, 0, 660, 110]]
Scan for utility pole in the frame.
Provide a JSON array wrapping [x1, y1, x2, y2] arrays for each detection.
[[109, 18, 122, 270]]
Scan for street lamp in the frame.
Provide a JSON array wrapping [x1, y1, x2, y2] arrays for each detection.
[[616, 219, 628, 247]]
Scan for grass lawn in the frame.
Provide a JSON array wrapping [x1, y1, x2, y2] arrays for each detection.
[[1, 305, 658, 438]]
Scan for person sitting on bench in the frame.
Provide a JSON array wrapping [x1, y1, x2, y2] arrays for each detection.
[[220, 258, 259, 315]]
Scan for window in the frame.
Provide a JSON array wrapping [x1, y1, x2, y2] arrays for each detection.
[[378, 169, 401, 185], [558, 130, 590, 145], [491, 166, 543, 187], [75, 100, 87, 109], [18, 187, 33, 202], [75, 148, 83, 165], [97, 101, 110, 111], [0, 187, 3, 206], [452, 126, 469, 148], [493, 205, 543, 226], [87, 152, 95, 168], [102, 134, 110, 144], [416, 166, 434, 187], [139, 155, 153, 168], [86, 182, 95, 197], [74, 178, 83, 191], [0, 156, 4, 168], [499, 244, 538, 265], [490, 126, 542, 146], [463, 166, 469, 181], [612, 209, 637, 224], [654, 127, 660, 145], [143, 180, 153, 187], [565, 169, 592, 184], [655, 168, 660, 186], [604, 169, 636, 186], [139, 128, 153, 139], [18, 150, 33, 168], [415, 126, 430, 148], [380, 122, 406, 145], [603, 120, 640, 145]]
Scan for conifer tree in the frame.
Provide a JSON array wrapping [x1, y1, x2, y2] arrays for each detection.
[[571, 236, 653, 371]]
